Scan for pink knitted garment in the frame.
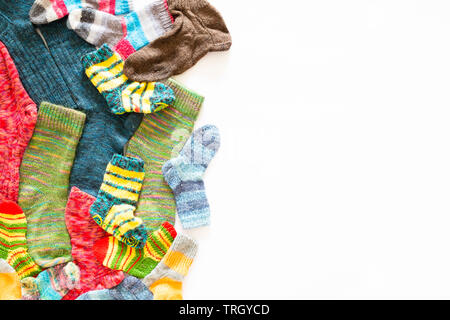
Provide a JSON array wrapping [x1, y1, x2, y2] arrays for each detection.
[[0, 41, 37, 202], [63, 187, 125, 300]]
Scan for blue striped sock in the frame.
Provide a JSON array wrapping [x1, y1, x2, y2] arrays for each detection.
[[162, 125, 221, 229]]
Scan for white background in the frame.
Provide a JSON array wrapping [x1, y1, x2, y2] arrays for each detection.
[[134, 0, 450, 299]]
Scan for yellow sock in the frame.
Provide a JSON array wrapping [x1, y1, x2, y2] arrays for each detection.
[[150, 278, 183, 300], [0, 259, 21, 300]]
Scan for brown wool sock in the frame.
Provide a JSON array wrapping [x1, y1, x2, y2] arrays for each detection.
[[123, 0, 232, 82]]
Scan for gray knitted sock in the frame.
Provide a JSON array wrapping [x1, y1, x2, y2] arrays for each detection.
[[143, 234, 198, 300]]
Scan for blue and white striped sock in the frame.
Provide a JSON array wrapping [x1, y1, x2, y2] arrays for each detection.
[[162, 125, 220, 229], [67, 0, 173, 58]]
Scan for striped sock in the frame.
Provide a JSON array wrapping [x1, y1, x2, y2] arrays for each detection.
[[94, 222, 176, 278], [124, 78, 204, 231], [21, 262, 80, 300], [162, 125, 220, 229], [82, 44, 175, 115], [29, 0, 137, 25], [68, 0, 173, 58], [90, 154, 148, 248], [18, 102, 86, 269], [143, 234, 197, 300], [0, 201, 41, 280]]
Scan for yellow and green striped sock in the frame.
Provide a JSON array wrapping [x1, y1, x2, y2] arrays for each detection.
[[0, 201, 41, 279], [90, 154, 148, 248], [82, 44, 175, 115], [18, 102, 86, 269], [94, 222, 177, 279]]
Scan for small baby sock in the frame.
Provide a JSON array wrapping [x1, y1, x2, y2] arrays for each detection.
[[90, 154, 147, 248], [0, 259, 22, 300], [143, 234, 197, 300], [63, 187, 124, 300], [30, 0, 136, 24], [94, 222, 176, 278], [76, 275, 153, 300], [162, 125, 220, 229], [18, 102, 86, 268], [82, 44, 175, 115], [124, 0, 231, 82], [21, 262, 80, 300], [0, 201, 41, 279], [68, 0, 173, 58]]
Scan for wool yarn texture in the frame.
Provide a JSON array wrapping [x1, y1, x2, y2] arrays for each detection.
[[163, 124, 220, 229], [76, 275, 153, 300], [21, 262, 80, 300], [94, 221, 177, 278], [29, 0, 136, 24], [143, 234, 197, 300], [0, 200, 41, 279], [124, 0, 232, 82], [0, 259, 22, 300], [0, 42, 37, 203], [90, 154, 148, 248], [124, 78, 203, 231], [63, 187, 124, 300], [0, 1, 144, 198], [18, 102, 86, 269], [68, 0, 173, 59], [81, 44, 175, 115]]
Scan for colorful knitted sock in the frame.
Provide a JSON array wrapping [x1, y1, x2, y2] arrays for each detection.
[[21, 262, 80, 300], [0, 259, 22, 300], [29, 0, 136, 24], [68, 0, 173, 58], [76, 275, 153, 300], [94, 222, 176, 278], [18, 102, 86, 268], [124, 78, 203, 231], [81, 44, 175, 115], [0, 43, 37, 203], [0, 201, 41, 279], [90, 154, 148, 248], [63, 187, 124, 300], [143, 234, 197, 300], [162, 125, 220, 229]]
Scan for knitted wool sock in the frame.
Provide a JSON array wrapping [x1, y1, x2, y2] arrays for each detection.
[[143, 234, 197, 300], [76, 275, 153, 300], [63, 187, 124, 300], [0, 43, 37, 203], [18, 102, 86, 268], [90, 154, 148, 248], [162, 125, 220, 229], [124, 78, 203, 231], [29, 0, 136, 25], [94, 221, 176, 278], [21, 262, 80, 300], [81, 44, 175, 115], [124, 0, 231, 82], [0, 259, 22, 300], [0, 201, 41, 279], [68, 0, 173, 58]]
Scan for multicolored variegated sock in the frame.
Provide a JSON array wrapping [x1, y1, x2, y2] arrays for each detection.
[[29, 0, 136, 24], [21, 262, 80, 300], [94, 222, 176, 278], [81, 44, 175, 115], [90, 154, 148, 248]]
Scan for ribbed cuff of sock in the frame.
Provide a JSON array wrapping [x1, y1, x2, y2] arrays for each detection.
[[179, 211, 210, 229], [81, 44, 117, 69], [163, 78, 204, 120], [154, 0, 174, 30], [168, 234, 198, 260], [110, 154, 145, 172], [38, 102, 86, 139], [168, 0, 208, 10]]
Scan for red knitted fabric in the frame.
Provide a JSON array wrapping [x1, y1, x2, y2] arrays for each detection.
[[62, 187, 124, 300], [0, 41, 37, 203]]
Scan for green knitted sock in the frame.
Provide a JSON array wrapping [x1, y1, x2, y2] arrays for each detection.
[[124, 78, 204, 231], [18, 102, 86, 269]]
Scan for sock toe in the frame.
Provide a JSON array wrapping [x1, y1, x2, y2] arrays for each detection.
[[151, 83, 176, 109], [0, 200, 23, 215], [123, 225, 148, 249]]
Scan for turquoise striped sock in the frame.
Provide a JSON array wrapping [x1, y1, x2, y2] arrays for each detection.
[[162, 125, 221, 229]]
